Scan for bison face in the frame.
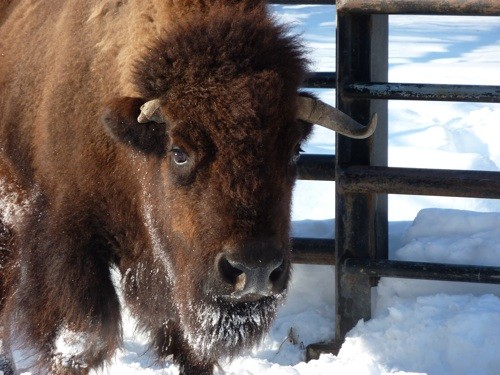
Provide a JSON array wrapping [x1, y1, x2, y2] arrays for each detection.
[[101, 84, 312, 358]]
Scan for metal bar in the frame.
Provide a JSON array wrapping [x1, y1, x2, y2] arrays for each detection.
[[307, 341, 342, 361], [345, 82, 500, 103], [337, 0, 500, 16], [297, 154, 335, 181], [344, 258, 500, 284], [303, 72, 336, 89], [291, 237, 335, 265], [337, 166, 500, 199], [335, 12, 389, 349]]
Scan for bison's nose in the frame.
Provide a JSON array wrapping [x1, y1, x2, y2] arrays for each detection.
[[217, 245, 288, 302]]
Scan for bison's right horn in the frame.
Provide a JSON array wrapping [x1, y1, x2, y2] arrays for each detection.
[[297, 96, 377, 139], [137, 99, 166, 123]]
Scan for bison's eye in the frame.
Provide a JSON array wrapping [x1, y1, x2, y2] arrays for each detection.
[[171, 147, 188, 165]]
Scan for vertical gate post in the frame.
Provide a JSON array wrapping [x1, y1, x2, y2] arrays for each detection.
[[335, 12, 388, 344]]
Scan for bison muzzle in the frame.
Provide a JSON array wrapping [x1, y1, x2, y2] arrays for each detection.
[[0, 0, 376, 374]]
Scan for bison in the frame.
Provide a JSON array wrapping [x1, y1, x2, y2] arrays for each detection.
[[0, 0, 375, 374]]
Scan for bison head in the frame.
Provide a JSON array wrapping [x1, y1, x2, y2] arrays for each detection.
[[100, 3, 375, 362]]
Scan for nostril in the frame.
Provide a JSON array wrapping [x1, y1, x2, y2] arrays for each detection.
[[217, 251, 288, 300], [269, 260, 286, 284], [217, 255, 245, 286]]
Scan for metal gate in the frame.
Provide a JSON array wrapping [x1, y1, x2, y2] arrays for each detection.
[[273, 0, 500, 360]]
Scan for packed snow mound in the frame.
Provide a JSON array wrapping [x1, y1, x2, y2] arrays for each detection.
[[397, 209, 500, 266], [343, 294, 500, 375]]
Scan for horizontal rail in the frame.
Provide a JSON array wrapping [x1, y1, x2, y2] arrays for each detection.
[[337, 0, 500, 16], [344, 82, 500, 103], [344, 258, 500, 284], [304, 72, 336, 89], [297, 154, 335, 180], [291, 237, 335, 265], [337, 166, 500, 199]]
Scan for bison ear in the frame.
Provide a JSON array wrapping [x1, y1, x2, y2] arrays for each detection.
[[101, 97, 167, 156]]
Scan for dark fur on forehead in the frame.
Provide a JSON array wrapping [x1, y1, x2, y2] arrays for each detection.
[[133, 3, 308, 101]]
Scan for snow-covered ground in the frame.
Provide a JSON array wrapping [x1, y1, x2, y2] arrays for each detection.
[[13, 5, 500, 375]]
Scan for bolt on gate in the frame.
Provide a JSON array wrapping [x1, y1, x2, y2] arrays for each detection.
[[272, 0, 500, 361]]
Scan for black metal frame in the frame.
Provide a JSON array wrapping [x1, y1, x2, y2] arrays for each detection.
[[273, 0, 500, 362]]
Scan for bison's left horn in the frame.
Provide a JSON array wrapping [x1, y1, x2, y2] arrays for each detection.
[[297, 96, 377, 139], [137, 99, 166, 123]]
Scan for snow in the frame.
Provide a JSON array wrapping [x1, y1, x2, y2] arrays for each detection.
[[53, 328, 90, 369], [5, 5, 500, 375], [396, 209, 500, 265]]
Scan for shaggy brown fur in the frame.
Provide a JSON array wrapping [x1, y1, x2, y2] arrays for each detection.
[[0, 1, 312, 374]]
